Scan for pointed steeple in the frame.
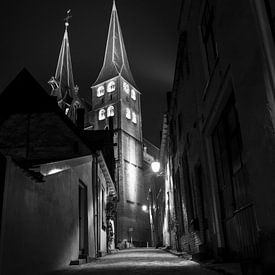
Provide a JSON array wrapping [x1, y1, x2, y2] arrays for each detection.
[[93, 0, 136, 87], [49, 10, 75, 106]]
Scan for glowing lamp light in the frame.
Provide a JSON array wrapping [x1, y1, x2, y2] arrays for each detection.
[[151, 161, 160, 173], [42, 168, 64, 176], [142, 205, 148, 212]]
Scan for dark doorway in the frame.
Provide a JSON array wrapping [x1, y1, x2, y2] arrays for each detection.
[[0, 154, 6, 237], [79, 180, 88, 256], [212, 95, 258, 259]]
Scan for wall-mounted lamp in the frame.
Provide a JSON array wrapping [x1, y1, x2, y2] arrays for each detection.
[[151, 161, 160, 173]]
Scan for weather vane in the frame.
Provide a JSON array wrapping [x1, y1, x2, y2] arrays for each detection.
[[64, 9, 72, 27]]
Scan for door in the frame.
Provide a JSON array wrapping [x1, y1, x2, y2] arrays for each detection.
[[79, 181, 88, 256], [0, 154, 6, 237]]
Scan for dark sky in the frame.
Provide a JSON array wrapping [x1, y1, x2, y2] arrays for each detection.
[[0, 0, 181, 146]]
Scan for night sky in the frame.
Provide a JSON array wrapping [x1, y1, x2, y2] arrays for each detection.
[[0, 0, 181, 146]]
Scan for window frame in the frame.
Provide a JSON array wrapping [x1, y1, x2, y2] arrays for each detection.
[[107, 81, 116, 93], [126, 107, 131, 119], [123, 82, 130, 94], [99, 108, 106, 120], [107, 105, 115, 117], [131, 89, 136, 100], [97, 86, 105, 97], [132, 111, 137, 124]]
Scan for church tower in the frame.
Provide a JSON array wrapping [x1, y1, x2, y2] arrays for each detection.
[[89, 1, 150, 247], [49, 11, 84, 125]]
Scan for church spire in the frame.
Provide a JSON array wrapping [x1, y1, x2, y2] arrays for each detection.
[[93, 0, 136, 87], [48, 10, 75, 106]]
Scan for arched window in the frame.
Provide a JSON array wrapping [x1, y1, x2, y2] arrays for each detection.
[[131, 89, 136, 100], [126, 108, 131, 119], [123, 81, 130, 94], [107, 105, 114, 117], [132, 112, 137, 124], [97, 86, 105, 97], [99, 109, 105, 120], [107, 81, 116, 93]]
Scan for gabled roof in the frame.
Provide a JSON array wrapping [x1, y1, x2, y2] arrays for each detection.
[[0, 69, 112, 165], [93, 0, 136, 87], [49, 21, 75, 104]]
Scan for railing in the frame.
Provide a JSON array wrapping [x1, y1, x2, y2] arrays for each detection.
[[226, 203, 259, 260]]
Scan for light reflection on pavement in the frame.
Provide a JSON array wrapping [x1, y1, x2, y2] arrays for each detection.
[[49, 248, 219, 275]]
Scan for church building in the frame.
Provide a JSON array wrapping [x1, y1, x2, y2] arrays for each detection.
[[88, 1, 150, 247], [48, 1, 152, 248]]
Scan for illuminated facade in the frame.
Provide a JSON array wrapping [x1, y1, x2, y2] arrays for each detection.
[[89, 1, 150, 247]]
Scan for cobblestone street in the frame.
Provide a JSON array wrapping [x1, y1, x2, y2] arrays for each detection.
[[49, 248, 220, 275]]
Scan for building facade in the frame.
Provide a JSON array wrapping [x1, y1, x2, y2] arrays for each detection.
[[0, 70, 117, 275], [158, 0, 275, 273]]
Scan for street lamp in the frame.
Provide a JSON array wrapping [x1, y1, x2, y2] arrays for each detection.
[[142, 205, 148, 212], [151, 161, 160, 173]]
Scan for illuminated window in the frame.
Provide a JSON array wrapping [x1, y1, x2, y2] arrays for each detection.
[[97, 86, 105, 97], [126, 108, 131, 119], [131, 89, 136, 100], [132, 112, 137, 124], [107, 105, 114, 117], [107, 81, 116, 93], [123, 82, 130, 94], [65, 108, 69, 115], [99, 109, 105, 120]]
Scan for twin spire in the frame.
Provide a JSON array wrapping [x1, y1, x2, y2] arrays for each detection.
[[93, 0, 136, 87], [49, 1, 136, 107], [48, 10, 76, 106]]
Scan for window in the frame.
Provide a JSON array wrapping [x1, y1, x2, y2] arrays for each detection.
[[65, 108, 69, 115], [107, 81, 116, 93], [126, 108, 131, 119], [201, 0, 218, 74], [132, 112, 137, 124], [123, 82, 130, 94], [107, 105, 114, 117], [99, 109, 105, 120], [97, 86, 105, 97], [131, 89, 136, 100]]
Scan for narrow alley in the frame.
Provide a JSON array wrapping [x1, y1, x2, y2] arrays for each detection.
[[49, 248, 219, 275]]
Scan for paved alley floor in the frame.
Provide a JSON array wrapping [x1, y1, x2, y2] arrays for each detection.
[[49, 248, 220, 275]]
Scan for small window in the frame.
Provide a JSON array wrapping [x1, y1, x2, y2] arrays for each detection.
[[131, 89, 136, 100], [99, 109, 105, 120], [123, 82, 130, 94], [132, 112, 137, 124], [107, 81, 116, 93], [126, 108, 131, 119], [97, 86, 105, 97], [107, 105, 114, 117], [65, 108, 69, 115]]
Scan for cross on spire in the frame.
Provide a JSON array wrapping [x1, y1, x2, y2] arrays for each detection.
[[64, 9, 72, 28]]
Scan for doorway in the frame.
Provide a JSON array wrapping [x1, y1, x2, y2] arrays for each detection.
[[0, 154, 6, 237], [79, 180, 88, 256]]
